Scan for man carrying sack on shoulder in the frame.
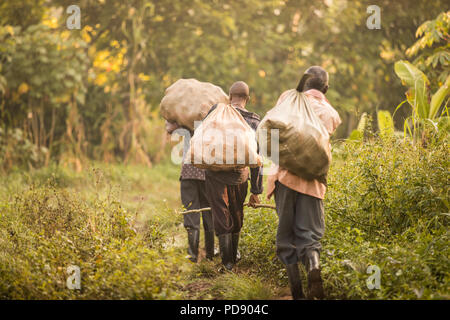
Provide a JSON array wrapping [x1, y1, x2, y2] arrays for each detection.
[[203, 81, 263, 271], [266, 67, 341, 299], [165, 121, 215, 263]]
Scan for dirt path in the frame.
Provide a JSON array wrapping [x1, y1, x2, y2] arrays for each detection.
[[160, 211, 295, 300], [130, 180, 297, 300]]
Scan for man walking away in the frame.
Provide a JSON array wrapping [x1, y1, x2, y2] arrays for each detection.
[[166, 121, 214, 262], [204, 81, 263, 271], [267, 67, 341, 299]]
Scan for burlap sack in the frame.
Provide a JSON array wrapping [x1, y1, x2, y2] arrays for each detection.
[[257, 89, 331, 180], [160, 79, 229, 131], [188, 103, 262, 171]]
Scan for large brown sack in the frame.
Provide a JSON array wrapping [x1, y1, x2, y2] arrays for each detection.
[[160, 79, 229, 131], [257, 89, 331, 180], [187, 103, 262, 171]]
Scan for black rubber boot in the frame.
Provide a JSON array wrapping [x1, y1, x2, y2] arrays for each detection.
[[232, 232, 240, 263], [286, 263, 305, 300], [306, 250, 324, 299], [218, 233, 234, 270], [187, 229, 199, 263], [204, 230, 215, 260]]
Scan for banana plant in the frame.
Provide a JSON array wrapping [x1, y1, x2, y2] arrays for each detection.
[[394, 60, 449, 140]]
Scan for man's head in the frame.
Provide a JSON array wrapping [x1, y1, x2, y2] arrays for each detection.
[[296, 66, 329, 94], [229, 81, 250, 107]]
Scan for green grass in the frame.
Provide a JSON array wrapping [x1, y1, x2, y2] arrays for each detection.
[[209, 273, 274, 300]]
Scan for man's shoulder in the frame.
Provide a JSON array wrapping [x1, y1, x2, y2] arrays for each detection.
[[239, 108, 260, 121], [232, 105, 260, 121], [304, 90, 341, 132], [304, 90, 337, 112], [237, 108, 261, 131], [318, 98, 340, 122]]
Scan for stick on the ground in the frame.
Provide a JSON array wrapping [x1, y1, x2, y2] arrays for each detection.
[[179, 202, 276, 215]]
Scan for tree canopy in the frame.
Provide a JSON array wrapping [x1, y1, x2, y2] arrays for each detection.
[[0, 0, 448, 168]]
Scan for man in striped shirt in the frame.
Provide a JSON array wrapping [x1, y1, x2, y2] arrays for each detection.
[[166, 121, 214, 263]]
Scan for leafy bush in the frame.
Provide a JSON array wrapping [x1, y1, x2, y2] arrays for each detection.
[[330, 138, 448, 236], [0, 178, 182, 299], [240, 208, 285, 281], [0, 128, 47, 172], [240, 137, 449, 299]]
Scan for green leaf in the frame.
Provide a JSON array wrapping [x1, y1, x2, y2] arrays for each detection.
[[348, 129, 363, 141], [75, 92, 85, 105], [430, 75, 450, 119], [377, 110, 395, 140], [348, 113, 367, 142], [394, 60, 430, 119]]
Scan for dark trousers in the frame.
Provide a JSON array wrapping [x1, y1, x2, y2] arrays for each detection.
[[205, 176, 248, 236], [274, 181, 325, 266], [180, 179, 213, 232]]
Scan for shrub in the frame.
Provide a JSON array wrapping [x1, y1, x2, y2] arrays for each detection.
[[240, 208, 286, 282], [0, 179, 182, 299], [329, 138, 448, 237], [240, 137, 449, 299], [0, 128, 47, 172]]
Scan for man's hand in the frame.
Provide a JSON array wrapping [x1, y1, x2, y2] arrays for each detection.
[[248, 194, 260, 208], [165, 120, 179, 134]]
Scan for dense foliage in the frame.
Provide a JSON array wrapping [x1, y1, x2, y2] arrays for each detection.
[[240, 137, 449, 299], [1, 1, 448, 170], [0, 164, 184, 299]]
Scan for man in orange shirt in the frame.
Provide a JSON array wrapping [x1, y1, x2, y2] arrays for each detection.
[[267, 66, 341, 299]]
